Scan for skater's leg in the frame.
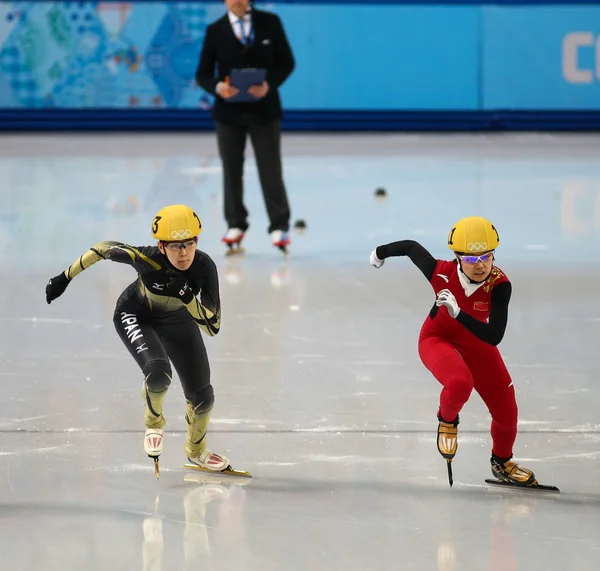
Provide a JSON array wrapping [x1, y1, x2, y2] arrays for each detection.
[[216, 121, 249, 232], [248, 119, 291, 235], [156, 311, 228, 470], [113, 307, 171, 457], [113, 308, 171, 428], [419, 337, 474, 422], [467, 348, 535, 485], [419, 336, 474, 459], [466, 347, 517, 459]]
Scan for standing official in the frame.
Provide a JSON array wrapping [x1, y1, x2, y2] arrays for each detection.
[[196, 0, 295, 254]]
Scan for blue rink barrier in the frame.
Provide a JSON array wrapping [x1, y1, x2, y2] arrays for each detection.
[[0, 2, 599, 130], [2, 109, 600, 131]]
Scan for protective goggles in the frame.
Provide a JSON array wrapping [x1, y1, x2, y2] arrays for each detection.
[[163, 238, 198, 251], [456, 251, 494, 264]]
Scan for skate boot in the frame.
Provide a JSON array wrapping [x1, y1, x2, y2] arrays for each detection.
[[437, 413, 459, 460], [142, 382, 167, 457], [271, 229, 290, 255], [222, 227, 245, 256], [187, 449, 230, 472], [142, 380, 168, 479], [184, 401, 229, 471], [145, 428, 164, 457], [490, 453, 536, 487]]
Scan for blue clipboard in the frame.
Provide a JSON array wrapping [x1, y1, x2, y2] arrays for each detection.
[[226, 68, 267, 103]]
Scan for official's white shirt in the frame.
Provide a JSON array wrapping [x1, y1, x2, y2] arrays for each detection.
[[228, 9, 252, 42]]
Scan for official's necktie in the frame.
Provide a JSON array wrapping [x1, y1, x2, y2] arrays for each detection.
[[237, 17, 249, 45]]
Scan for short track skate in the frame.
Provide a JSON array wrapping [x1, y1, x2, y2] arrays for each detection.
[[222, 229, 245, 257], [224, 242, 245, 257], [184, 462, 252, 479], [271, 230, 290, 257], [184, 472, 253, 485], [485, 478, 559, 493], [144, 428, 164, 480]]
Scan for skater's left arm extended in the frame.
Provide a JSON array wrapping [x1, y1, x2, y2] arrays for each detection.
[[439, 282, 512, 346], [371, 240, 437, 281]]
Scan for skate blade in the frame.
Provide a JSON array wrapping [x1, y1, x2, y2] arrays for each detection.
[[485, 479, 559, 493], [184, 472, 252, 485], [184, 463, 252, 478], [446, 460, 453, 487], [154, 457, 160, 480], [225, 246, 245, 257]]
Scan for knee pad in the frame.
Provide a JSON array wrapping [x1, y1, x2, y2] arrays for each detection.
[[189, 384, 214, 415], [143, 359, 172, 393]]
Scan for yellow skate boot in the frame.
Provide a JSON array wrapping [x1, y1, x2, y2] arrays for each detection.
[[490, 453, 536, 487], [437, 413, 459, 460]]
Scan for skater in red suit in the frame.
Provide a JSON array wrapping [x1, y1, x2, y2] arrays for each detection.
[[370, 216, 538, 487]]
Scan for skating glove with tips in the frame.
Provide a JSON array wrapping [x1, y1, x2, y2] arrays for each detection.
[[369, 248, 384, 268], [436, 289, 460, 318], [164, 270, 194, 304], [46, 272, 71, 304]]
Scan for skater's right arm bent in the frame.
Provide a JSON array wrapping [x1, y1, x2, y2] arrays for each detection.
[[182, 252, 221, 337], [371, 240, 437, 281]]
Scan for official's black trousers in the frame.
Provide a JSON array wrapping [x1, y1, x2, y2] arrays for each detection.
[[216, 117, 290, 234]]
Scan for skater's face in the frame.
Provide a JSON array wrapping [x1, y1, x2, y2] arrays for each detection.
[[225, 0, 249, 17], [158, 238, 197, 271], [456, 251, 494, 282]]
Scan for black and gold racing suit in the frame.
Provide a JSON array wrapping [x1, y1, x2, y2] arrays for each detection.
[[65, 241, 221, 437]]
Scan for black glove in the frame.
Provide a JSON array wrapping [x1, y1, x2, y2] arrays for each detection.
[[46, 272, 71, 304], [165, 270, 194, 304]]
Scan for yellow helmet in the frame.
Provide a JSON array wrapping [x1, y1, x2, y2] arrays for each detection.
[[447, 216, 499, 253], [151, 204, 202, 241]]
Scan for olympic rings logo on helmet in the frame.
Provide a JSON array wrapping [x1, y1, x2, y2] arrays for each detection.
[[171, 229, 192, 240], [467, 242, 488, 252]]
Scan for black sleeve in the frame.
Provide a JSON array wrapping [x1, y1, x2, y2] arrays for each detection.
[[375, 240, 437, 282], [64, 242, 162, 280], [266, 14, 295, 88], [196, 254, 220, 315], [185, 253, 221, 337], [456, 282, 511, 346], [195, 25, 219, 94]]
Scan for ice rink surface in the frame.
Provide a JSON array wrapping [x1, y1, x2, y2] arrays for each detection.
[[0, 132, 599, 570]]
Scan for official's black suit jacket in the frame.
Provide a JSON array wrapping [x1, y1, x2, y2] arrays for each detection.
[[195, 9, 295, 124]]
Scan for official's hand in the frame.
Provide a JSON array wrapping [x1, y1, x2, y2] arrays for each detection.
[[165, 270, 194, 304], [216, 81, 239, 99], [247, 81, 269, 99], [46, 272, 71, 304], [369, 248, 384, 269], [436, 289, 460, 318]]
